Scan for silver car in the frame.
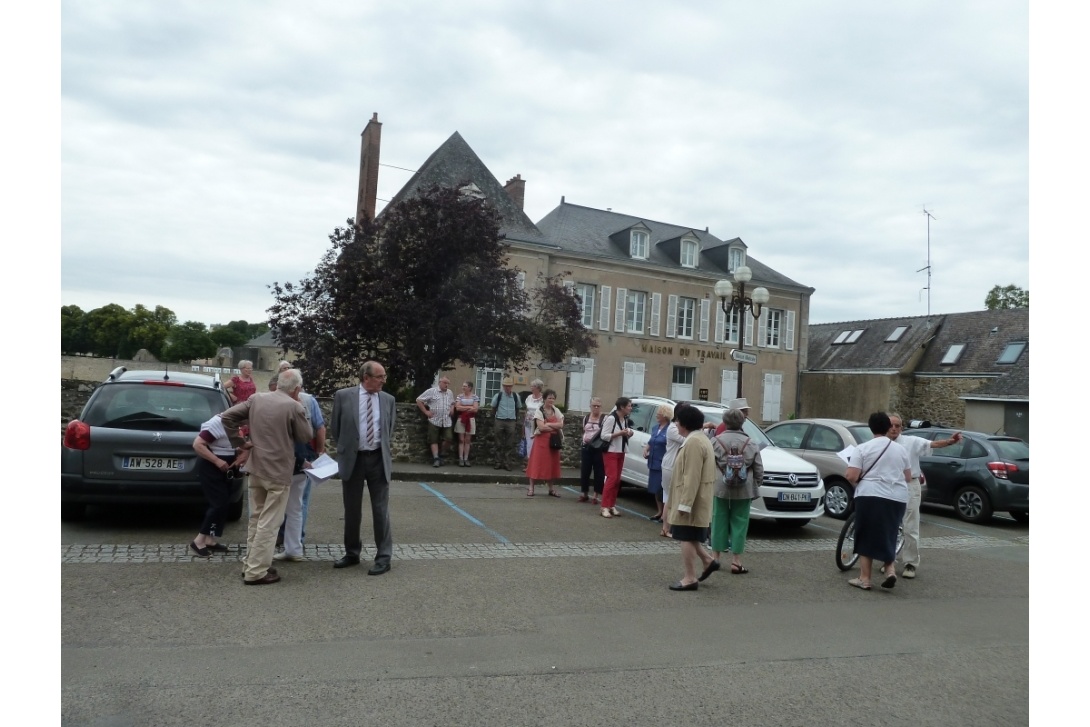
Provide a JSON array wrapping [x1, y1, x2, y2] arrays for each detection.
[[61, 367, 241, 521], [764, 418, 872, 519], [619, 398, 826, 527]]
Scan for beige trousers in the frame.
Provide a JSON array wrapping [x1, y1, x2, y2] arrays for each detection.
[[243, 473, 291, 581]]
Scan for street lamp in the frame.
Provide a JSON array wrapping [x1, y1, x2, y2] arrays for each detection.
[[714, 266, 769, 402]]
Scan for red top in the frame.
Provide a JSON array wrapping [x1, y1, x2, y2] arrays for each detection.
[[230, 375, 257, 403]]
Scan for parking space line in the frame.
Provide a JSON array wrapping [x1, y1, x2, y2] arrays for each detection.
[[561, 485, 655, 519], [417, 482, 510, 544], [920, 516, 986, 536]]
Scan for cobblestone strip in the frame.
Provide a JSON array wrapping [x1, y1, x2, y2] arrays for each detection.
[[62, 535, 1022, 564]]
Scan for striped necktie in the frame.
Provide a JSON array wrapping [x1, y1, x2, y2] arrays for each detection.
[[364, 393, 376, 448]]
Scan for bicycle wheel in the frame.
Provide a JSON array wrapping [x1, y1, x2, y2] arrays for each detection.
[[835, 513, 860, 571], [895, 524, 905, 558]]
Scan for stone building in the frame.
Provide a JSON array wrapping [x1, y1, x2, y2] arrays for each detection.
[[801, 309, 1029, 439], [354, 116, 815, 423]]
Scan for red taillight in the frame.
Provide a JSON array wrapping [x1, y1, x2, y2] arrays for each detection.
[[64, 420, 91, 450], [987, 461, 1017, 479], [142, 380, 184, 387]]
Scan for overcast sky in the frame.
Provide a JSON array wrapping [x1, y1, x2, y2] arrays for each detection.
[[60, 0, 1031, 326]]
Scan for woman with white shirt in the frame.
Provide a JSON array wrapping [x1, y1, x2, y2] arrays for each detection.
[[599, 397, 634, 519], [522, 379, 545, 466], [845, 412, 913, 591]]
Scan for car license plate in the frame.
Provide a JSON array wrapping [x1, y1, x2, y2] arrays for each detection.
[[777, 491, 811, 503], [122, 457, 184, 471]]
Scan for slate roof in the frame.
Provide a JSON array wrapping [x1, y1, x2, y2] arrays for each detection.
[[382, 132, 550, 246], [245, 330, 279, 347], [807, 314, 939, 372], [807, 309, 1029, 398], [534, 202, 813, 291]]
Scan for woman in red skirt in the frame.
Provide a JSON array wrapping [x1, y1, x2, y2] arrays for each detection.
[[526, 389, 565, 497]]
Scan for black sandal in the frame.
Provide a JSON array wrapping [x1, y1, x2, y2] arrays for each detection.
[[189, 541, 211, 557]]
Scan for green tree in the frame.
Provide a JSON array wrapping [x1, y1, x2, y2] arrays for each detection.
[[84, 304, 135, 358], [985, 284, 1029, 310], [269, 184, 595, 396], [210, 320, 269, 348], [61, 305, 90, 354], [129, 304, 177, 359], [162, 321, 218, 363]]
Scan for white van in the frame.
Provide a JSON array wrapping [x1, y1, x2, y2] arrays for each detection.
[[616, 398, 825, 527]]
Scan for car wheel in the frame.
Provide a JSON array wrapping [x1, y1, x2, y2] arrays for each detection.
[[823, 479, 853, 519], [1009, 509, 1028, 524], [227, 498, 245, 522], [776, 518, 810, 528], [954, 485, 993, 523], [61, 502, 87, 522]]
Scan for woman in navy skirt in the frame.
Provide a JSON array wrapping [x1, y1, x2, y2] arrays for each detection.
[[845, 412, 912, 590]]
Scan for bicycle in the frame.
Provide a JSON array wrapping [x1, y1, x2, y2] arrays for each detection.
[[834, 510, 905, 571]]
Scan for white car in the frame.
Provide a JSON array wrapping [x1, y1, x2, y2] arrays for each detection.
[[618, 397, 826, 527]]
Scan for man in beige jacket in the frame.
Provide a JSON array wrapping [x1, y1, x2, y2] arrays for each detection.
[[221, 368, 313, 585]]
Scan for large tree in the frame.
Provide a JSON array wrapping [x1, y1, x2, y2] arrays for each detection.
[[210, 320, 269, 348], [161, 321, 218, 363], [61, 305, 90, 355], [83, 303, 135, 358], [985, 284, 1029, 310], [269, 183, 595, 396], [129, 304, 177, 359]]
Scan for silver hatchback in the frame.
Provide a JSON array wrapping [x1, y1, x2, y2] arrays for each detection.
[[61, 367, 241, 521]]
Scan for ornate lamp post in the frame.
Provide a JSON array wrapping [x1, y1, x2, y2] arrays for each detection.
[[714, 266, 769, 402]]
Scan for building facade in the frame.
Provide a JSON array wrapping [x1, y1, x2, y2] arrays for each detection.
[[355, 118, 815, 423]]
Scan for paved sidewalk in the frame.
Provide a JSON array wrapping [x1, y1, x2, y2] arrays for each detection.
[[390, 459, 582, 486]]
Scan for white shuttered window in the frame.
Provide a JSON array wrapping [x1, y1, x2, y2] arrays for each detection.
[[650, 292, 662, 337], [614, 288, 628, 332], [699, 298, 710, 342], [598, 285, 611, 331], [665, 295, 678, 339]]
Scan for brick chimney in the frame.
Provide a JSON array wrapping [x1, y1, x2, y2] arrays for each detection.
[[503, 173, 526, 210], [356, 113, 382, 224]]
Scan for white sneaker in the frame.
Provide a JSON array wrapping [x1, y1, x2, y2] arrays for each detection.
[[600, 508, 612, 518], [903, 565, 917, 579], [610, 507, 622, 517], [273, 552, 304, 562]]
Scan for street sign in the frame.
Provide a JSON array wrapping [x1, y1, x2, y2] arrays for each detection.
[[538, 361, 586, 373], [730, 349, 758, 365]]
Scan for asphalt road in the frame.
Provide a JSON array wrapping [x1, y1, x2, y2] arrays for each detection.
[[61, 479, 1029, 727]]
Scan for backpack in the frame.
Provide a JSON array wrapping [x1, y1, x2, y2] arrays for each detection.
[[722, 436, 750, 486], [491, 390, 521, 417], [584, 413, 612, 452]]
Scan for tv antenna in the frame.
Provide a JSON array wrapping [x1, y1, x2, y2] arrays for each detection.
[[918, 207, 936, 324]]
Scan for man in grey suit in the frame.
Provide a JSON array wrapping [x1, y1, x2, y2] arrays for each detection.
[[330, 360, 397, 575]]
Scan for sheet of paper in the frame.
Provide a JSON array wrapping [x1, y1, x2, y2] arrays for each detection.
[[304, 453, 340, 485], [837, 445, 859, 466]]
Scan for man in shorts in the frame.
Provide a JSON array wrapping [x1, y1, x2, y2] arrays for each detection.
[[416, 377, 455, 467]]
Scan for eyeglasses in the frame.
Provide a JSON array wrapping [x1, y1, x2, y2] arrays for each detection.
[[368, 374, 387, 380]]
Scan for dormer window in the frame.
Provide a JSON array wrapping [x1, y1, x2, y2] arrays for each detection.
[[681, 239, 699, 268], [630, 230, 649, 259], [729, 247, 745, 272], [941, 344, 966, 365]]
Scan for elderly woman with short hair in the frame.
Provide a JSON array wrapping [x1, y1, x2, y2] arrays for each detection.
[[643, 404, 673, 522], [226, 360, 257, 405], [522, 379, 545, 464], [578, 397, 606, 504], [705, 407, 764, 579]]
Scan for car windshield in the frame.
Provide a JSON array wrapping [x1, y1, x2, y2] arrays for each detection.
[[990, 438, 1029, 461], [83, 383, 225, 431]]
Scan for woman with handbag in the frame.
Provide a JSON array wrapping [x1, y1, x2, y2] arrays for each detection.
[[526, 389, 564, 497], [704, 407, 765, 579], [845, 412, 912, 591], [578, 397, 606, 504]]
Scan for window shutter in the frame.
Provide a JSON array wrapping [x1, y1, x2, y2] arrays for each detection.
[[762, 373, 782, 423], [516, 272, 526, 290], [666, 295, 678, 339], [650, 292, 662, 337], [699, 298, 710, 342], [714, 303, 724, 344], [614, 288, 628, 332], [785, 310, 796, 351], [598, 285, 611, 331], [720, 369, 738, 404], [756, 308, 768, 348], [744, 313, 753, 347]]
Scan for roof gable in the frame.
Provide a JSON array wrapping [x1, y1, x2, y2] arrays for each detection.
[[383, 132, 548, 245]]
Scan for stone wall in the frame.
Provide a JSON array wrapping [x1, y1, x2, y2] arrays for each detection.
[[61, 380, 587, 467], [901, 376, 994, 428]]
